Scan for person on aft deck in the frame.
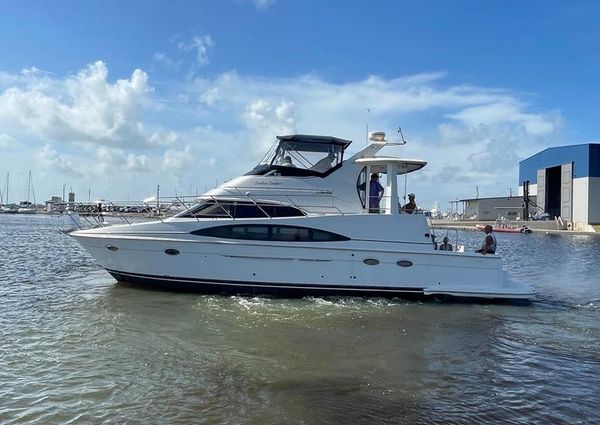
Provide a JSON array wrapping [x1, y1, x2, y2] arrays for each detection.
[[476, 225, 497, 254], [439, 236, 453, 251], [402, 193, 417, 214]]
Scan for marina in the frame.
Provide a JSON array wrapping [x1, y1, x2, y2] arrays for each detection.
[[2, 2, 600, 423], [1, 134, 597, 422], [0, 213, 598, 423]]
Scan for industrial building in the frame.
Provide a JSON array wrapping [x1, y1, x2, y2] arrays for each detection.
[[519, 143, 600, 227], [455, 196, 535, 221]]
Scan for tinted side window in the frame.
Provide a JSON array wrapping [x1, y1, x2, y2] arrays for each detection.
[[192, 225, 349, 242], [311, 229, 338, 241], [178, 202, 305, 218], [177, 202, 231, 218], [233, 204, 267, 218], [243, 226, 270, 240], [272, 226, 310, 241], [272, 206, 305, 217], [206, 226, 233, 238]]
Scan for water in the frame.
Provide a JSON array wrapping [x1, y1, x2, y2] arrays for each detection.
[[1, 215, 598, 424]]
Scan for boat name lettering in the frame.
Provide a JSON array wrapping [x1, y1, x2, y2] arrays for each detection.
[[256, 180, 282, 186]]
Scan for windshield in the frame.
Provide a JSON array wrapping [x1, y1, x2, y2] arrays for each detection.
[[252, 137, 348, 177], [272, 141, 343, 171]]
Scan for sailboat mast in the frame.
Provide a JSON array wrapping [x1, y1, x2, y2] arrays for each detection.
[[27, 170, 31, 203]]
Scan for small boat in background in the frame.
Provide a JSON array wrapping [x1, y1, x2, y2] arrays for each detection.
[[1, 204, 18, 214], [476, 224, 532, 234], [0, 172, 18, 213], [16, 170, 37, 214], [16, 201, 37, 214]]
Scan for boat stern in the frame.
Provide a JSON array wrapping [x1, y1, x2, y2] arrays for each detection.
[[423, 270, 535, 300]]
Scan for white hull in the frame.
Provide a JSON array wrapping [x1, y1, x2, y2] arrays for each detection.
[[68, 133, 535, 301], [71, 215, 534, 300]]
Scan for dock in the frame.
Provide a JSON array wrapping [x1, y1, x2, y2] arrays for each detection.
[[431, 220, 600, 236]]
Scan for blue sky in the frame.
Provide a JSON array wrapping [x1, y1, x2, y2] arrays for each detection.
[[0, 0, 599, 209]]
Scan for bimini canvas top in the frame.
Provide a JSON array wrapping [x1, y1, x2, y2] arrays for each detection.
[[277, 134, 352, 148]]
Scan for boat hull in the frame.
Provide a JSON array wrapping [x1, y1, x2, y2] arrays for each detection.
[[108, 269, 426, 298], [70, 216, 535, 300], [106, 269, 532, 300]]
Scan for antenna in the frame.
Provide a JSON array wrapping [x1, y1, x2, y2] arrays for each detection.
[[397, 127, 408, 145], [366, 108, 372, 146]]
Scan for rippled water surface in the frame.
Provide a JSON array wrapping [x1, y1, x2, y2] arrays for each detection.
[[1, 215, 599, 424]]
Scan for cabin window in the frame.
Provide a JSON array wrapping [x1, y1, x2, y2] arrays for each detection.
[[176, 201, 305, 219], [192, 225, 350, 242]]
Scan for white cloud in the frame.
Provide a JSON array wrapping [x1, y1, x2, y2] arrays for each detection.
[[162, 145, 193, 170], [133, 71, 558, 210], [21, 66, 53, 77], [190, 35, 213, 67], [80, 146, 143, 177], [35, 144, 84, 175], [0, 62, 565, 209], [148, 130, 179, 146], [0, 61, 151, 147], [154, 34, 214, 78], [448, 101, 556, 136], [125, 153, 150, 172], [176, 34, 214, 67], [181, 71, 562, 206], [243, 99, 297, 150], [153, 52, 181, 70], [200, 86, 219, 106]]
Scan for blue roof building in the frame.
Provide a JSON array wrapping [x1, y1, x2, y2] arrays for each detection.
[[519, 143, 600, 226]]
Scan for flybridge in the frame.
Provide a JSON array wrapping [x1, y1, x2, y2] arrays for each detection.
[[247, 134, 351, 178]]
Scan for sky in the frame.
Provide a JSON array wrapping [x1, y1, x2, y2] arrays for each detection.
[[0, 0, 599, 210]]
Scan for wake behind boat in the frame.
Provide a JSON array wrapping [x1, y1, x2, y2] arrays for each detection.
[[69, 132, 535, 300]]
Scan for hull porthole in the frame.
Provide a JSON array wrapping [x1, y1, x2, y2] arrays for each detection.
[[363, 258, 380, 266], [396, 260, 413, 267], [164, 248, 180, 256], [106, 245, 119, 251]]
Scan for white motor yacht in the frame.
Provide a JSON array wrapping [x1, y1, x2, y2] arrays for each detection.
[[70, 133, 534, 300], [16, 201, 37, 214]]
